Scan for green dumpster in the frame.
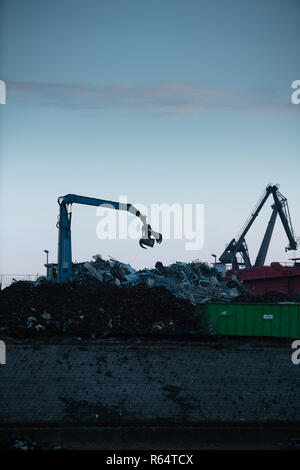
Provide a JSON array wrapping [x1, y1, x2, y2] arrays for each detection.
[[195, 303, 300, 338]]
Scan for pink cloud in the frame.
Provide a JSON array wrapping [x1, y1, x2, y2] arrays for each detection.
[[5, 80, 299, 115]]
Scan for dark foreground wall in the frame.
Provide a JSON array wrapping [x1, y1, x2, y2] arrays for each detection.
[[0, 339, 299, 424]]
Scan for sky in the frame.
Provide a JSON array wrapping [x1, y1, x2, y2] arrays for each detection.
[[0, 0, 299, 282]]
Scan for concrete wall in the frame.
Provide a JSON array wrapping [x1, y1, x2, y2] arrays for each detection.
[[0, 339, 299, 424]]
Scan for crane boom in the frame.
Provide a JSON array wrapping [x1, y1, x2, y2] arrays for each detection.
[[254, 206, 278, 266], [272, 190, 298, 252], [57, 194, 162, 282]]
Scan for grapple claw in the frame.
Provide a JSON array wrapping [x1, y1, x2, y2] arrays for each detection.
[[139, 238, 155, 249], [139, 223, 162, 249]]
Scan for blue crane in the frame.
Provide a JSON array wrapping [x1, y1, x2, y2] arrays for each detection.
[[57, 194, 162, 282]]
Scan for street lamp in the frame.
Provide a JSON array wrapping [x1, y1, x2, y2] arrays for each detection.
[[211, 253, 217, 266], [44, 249, 49, 265]]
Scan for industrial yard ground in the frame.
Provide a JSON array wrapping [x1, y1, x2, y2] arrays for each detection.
[[1, 336, 299, 450]]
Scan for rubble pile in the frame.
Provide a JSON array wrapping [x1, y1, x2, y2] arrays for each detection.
[[0, 257, 242, 339], [69, 255, 241, 304], [0, 281, 196, 338]]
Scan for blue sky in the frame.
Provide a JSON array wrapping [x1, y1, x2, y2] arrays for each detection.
[[0, 0, 299, 278]]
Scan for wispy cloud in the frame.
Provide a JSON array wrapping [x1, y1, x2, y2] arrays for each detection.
[[5, 80, 299, 115]]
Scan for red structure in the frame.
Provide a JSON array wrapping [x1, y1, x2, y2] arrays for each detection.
[[235, 262, 300, 295]]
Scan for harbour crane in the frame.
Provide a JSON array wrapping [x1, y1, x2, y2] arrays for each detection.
[[219, 184, 298, 269]]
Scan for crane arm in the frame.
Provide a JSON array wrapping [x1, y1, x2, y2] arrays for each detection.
[[272, 190, 298, 251], [219, 185, 275, 266], [234, 185, 275, 251], [57, 194, 162, 282]]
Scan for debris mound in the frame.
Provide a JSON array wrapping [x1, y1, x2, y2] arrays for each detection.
[[0, 281, 196, 338], [68, 255, 241, 304]]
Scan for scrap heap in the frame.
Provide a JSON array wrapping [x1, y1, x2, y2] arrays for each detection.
[[0, 281, 196, 338], [0, 256, 241, 339], [70, 255, 241, 304]]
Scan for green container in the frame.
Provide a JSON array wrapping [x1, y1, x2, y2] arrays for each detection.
[[195, 303, 300, 338]]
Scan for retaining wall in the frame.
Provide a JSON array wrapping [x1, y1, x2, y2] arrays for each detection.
[[0, 339, 299, 424]]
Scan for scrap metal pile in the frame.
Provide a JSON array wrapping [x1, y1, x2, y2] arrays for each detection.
[[0, 280, 196, 338], [70, 255, 241, 304], [0, 257, 242, 339]]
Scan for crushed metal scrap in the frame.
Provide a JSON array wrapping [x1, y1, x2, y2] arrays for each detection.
[[63, 255, 242, 304]]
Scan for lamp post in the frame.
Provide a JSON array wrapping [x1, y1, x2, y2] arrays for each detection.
[[211, 253, 217, 267], [44, 250, 49, 265]]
